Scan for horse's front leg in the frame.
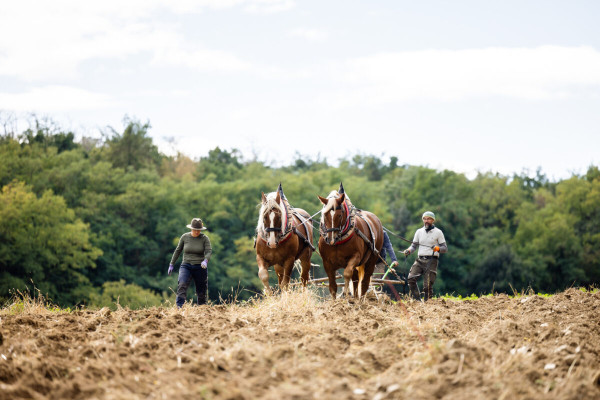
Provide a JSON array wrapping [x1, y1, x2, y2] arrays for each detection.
[[274, 264, 284, 287], [343, 255, 361, 298], [257, 255, 271, 295], [280, 258, 295, 289], [323, 261, 338, 299]]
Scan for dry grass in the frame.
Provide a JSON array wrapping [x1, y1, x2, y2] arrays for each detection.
[[0, 287, 599, 399], [0, 289, 71, 316]]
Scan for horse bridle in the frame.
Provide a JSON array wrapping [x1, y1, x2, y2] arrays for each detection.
[[261, 204, 295, 247], [263, 205, 283, 233], [322, 203, 350, 243], [323, 205, 345, 233]]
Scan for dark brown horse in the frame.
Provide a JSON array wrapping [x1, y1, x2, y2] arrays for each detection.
[[255, 184, 314, 293], [318, 183, 383, 299]]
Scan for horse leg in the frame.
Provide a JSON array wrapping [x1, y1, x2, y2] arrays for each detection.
[[351, 268, 359, 298], [342, 265, 355, 298], [343, 255, 361, 298], [323, 262, 338, 299], [357, 265, 365, 298], [274, 264, 284, 288], [257, 256, 271, 295], [280, 258, 295, 289], [359, 260, 375, 299], [298, 250, 312, 287]]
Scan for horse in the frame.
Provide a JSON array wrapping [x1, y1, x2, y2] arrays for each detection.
[[317, 183, 384, 299], [255, 184, 315, 293]]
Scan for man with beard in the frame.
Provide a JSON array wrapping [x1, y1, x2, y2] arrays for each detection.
[[403, 211, 447, 301]]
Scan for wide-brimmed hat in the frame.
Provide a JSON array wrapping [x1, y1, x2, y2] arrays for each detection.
[[186, 218, 207, 230]]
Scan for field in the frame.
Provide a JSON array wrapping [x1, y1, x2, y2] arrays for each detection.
[[1, 288, 599, 399]]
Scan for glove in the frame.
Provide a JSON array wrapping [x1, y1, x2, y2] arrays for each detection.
[[433, 245, 440, 253], [201, 260, 208, 269], [403, 249, 410, 256], [390, 261, 399, 268], [168, 264, 174, 275]]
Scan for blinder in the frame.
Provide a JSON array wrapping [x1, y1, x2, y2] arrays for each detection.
[[321, 204, 348, 242]]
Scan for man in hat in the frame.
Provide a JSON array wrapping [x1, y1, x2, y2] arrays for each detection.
[[403, 211, 447, 301], [168, 218, 213, 306]]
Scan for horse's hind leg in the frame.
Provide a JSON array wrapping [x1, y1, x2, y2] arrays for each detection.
[[299, 250, 312, 287], [352, 268, 360, 298], [343, 265, 355, 298], [361, 261, 375, 299], [357, 265, 366, 298]]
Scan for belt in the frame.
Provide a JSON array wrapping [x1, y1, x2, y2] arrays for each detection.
[[419, 255, 438, 259]]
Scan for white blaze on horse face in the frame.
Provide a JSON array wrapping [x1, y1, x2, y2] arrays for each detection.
[[269, 211, 276, 246], [329, 209, 336, 243]]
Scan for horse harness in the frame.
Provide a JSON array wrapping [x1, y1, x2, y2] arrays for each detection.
[[257, 199, 315, 251], [320, 200, 380, 262]]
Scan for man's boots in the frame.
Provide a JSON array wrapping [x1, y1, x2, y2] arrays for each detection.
[[408, 282, 422, 301]]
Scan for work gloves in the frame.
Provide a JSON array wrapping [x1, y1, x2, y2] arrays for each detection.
[[390, 261, 399, 268], [433, 245, 440, 252], [201, 260, 208, 269], [168, 264, 174, 275], [403, 249, 411, 256]]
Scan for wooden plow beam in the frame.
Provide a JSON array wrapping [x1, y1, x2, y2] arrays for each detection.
[[290, 275, 406, 286]]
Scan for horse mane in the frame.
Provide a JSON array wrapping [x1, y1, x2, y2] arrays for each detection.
[[256, 192, 284, 233], [323, 190, 352, 213]]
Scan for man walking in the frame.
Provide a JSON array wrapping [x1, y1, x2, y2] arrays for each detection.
[[403, 211, 447, 301], [374, 231, 399, 276]]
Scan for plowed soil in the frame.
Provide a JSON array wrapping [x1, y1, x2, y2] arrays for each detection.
[[1, 288, 599, 399]]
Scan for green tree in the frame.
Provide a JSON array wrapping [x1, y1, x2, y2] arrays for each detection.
[[104, 119, 161, 171], [195, 147, 243, 182], [513, 196, 586, 291], [0, 182, 102, 305]]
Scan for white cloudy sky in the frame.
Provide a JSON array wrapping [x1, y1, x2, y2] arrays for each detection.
[[1, 0, 599, 179]]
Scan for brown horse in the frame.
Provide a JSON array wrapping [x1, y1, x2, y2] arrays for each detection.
[[255, 184, 314, 293], [318, 183, 383, 299]]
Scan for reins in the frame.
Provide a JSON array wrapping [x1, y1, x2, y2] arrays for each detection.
[[255, 197, 438, 285]]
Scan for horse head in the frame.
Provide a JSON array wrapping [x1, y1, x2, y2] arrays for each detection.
[[318, 190, 349, 244], [258, 190, 285, 248]]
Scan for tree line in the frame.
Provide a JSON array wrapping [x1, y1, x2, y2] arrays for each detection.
[[1, 118, 598, 307]]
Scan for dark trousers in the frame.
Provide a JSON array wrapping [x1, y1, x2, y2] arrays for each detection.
[[407, 257, 438, 301], [176, 264, 208, 307]]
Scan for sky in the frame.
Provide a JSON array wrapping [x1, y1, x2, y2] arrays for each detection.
[[1, 0, 599, 180]]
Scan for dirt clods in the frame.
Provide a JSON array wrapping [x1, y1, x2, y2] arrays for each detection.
[[0, 288, 599, 399]]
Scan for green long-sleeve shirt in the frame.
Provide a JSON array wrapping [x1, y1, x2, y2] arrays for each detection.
[[170, 232, 212, 265]]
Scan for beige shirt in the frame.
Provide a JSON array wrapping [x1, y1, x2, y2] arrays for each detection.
[[407, 226, 447, 257]]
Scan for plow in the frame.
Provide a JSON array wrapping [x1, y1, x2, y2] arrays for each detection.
[[291, 261, 409, 300]]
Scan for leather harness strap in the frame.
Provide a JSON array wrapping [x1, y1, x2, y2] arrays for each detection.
[[258, 206, 315, 251], [355, 213, 380, 265], [291, 210, 316, 251]]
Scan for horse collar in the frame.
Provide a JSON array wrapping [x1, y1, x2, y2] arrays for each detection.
[[321, 201, 356, 245]]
